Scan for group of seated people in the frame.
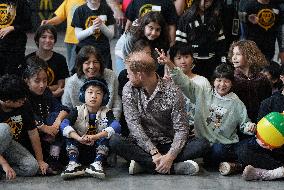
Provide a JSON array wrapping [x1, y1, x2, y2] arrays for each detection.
[[1, 36, 284, 182], [1, 0, 284, 184]]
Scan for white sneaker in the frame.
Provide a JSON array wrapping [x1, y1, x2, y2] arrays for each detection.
[[85, 161, 105, 179], [129, 160, 145, 175], [61, 162, 85, 180], [173, 160, 199, 175]]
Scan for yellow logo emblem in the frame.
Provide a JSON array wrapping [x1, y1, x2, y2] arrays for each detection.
[[257, 8, 275, 31], [86, 16, 105, 40], [185, 0, 193, 9], [0, 4, 16, 29], [139, 4, 155, 17], [47, 67, 55, 86]]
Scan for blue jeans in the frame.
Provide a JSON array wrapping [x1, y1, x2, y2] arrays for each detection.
[[204, 139, 250, 167], [65, 43, 77, 75], [0, 123, 38, 176], [40, 112, 63, 160]]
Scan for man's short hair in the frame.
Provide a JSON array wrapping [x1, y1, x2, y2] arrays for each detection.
[[125, 51, 156, 74], [0, 74, 28, 101]]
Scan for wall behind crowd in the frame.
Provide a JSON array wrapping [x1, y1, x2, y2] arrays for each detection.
[[29, 0, 65, 31]]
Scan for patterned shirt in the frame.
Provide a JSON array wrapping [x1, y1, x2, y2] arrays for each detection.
[[122, 77, 189, 157]]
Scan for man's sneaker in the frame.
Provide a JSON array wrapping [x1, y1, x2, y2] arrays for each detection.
[[129, 160, 145, 175], [173, 160, 199, 175], [61, 162, 85, 180], [219, 162, 243, 176], [85, 161, 105, 179]]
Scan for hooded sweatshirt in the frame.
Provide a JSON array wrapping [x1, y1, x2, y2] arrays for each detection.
[[170, 67, 254, 144]]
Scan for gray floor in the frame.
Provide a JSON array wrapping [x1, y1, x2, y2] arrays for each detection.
[[1, 33, 283, 189], [0, 160, 283, 190]]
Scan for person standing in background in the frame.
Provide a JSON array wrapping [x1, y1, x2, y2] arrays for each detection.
[[238, 0, 283, 62], [41, 0, 125, 74], [0, 0, 32, 76]]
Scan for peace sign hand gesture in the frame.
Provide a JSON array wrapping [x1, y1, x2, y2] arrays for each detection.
[[155, 48, 175, 70]]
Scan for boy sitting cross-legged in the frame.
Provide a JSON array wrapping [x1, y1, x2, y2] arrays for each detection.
[[60, 78, 121, 180]]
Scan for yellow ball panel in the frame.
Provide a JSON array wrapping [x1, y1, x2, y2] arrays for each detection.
[[257, 118, 284, 148]]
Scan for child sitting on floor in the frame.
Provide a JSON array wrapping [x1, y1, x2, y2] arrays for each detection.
[[60, 78, 121, 180], [156, 48, 256, 175]]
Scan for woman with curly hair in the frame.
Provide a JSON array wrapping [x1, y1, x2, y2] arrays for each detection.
[[228, 40, 272, 123]]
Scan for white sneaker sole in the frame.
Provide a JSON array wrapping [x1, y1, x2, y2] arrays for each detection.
[[61, 170, 85, 180], [85, 168, 105, 179]]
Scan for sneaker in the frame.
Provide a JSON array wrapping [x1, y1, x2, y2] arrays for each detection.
[[129, 160, 145, 175], [242, 165, 270, 181], [219, 162, 243, 176], [85, 161, 105, 179], [61, 162, 85, 180], [173, 160, 199, 175]]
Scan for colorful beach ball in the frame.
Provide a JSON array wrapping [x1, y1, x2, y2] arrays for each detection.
[[256, 112, 284, 149]]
